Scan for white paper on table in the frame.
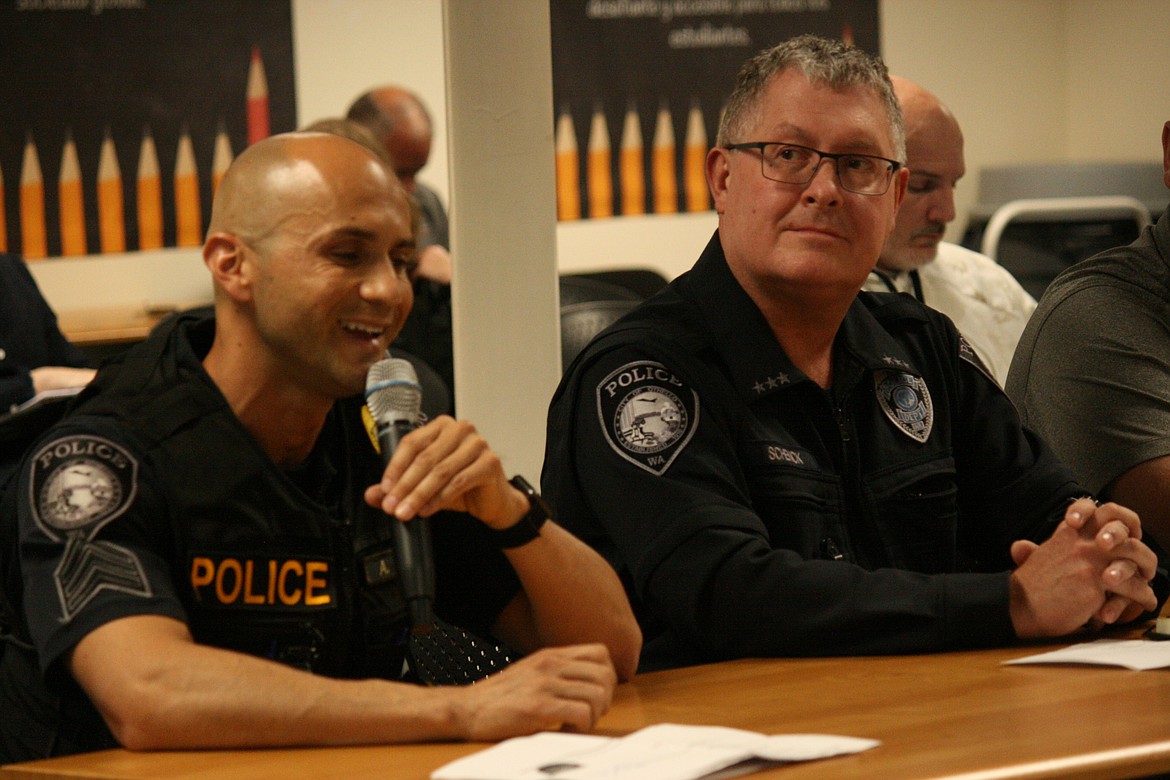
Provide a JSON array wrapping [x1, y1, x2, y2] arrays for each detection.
[[430, 723, 880, 780], [1004, 639, 1170, 670]]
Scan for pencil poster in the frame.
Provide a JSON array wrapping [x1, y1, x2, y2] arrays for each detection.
[[0, 0, 297, 260], [550, 0, 880, 220]]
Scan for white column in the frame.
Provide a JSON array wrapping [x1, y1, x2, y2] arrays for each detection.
[[442, 0, 561, 481]]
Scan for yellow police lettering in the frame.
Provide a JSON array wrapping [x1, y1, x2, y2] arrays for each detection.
[[190, 557, 215, 594], [243, 560, 265, 605], [215, 559, 243, 603], [279, 560, 304, 605], [305, 561, 330, 606], [189, 556, 333, 607]]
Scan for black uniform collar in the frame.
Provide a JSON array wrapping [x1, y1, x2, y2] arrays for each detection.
[[677, 232, 926, 402], [676, 232, 805, 401], [837, 295, 927, 378]]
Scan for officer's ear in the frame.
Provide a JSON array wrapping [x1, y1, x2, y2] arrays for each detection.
[[706, 146, 731, 216], [204, 232, 254, 304]]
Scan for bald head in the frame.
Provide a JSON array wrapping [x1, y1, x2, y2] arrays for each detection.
[[890, 76, 963, 151], [208, 131, 401, 247], [877, 77, 966, 272], [202, 131, 416, 402], [346, 86, 433, 191]]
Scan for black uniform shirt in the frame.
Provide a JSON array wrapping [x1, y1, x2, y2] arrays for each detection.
[[0, 313, 519, 761], [544, 232, 1085, 671]]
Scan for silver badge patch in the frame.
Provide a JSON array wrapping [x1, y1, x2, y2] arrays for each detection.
[[596, 361, 698, 475], [875, 371, 933, 443], [30, 435, 150, 622]]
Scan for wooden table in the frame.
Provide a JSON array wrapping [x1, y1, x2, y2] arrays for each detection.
[[57, 304, 205, 346], [4, 640, 1170, 779]]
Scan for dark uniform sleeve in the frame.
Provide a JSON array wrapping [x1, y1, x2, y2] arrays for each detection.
[[432, 511, 520, 638], [545, 334, 1079, 668], [15, 420, 187, 680]]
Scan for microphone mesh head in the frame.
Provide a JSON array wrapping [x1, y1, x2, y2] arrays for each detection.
[[365, 357, 422, 425]]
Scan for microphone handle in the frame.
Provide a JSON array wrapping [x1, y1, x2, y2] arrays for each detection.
[[377, 419, 437, 628]]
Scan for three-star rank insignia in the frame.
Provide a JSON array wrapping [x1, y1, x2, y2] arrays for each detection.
[[874, 370, 933, 443]]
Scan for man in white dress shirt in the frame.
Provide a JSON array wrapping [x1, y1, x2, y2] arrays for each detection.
[[863, 76, 1035, 385]]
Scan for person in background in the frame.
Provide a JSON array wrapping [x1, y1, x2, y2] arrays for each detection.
[[0, 254, 95, 413], [348, 86, 455, 399], [0, 132, 639, 761], [543, 34, 1165, 672], [1007, 120, 1170, 553], [862, 76, 1035, 386]]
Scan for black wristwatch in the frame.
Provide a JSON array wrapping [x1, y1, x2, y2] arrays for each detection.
[[493, 475, 552, 548]]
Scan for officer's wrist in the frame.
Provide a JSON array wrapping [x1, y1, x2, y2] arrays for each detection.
[[486, 476, 551, 548]]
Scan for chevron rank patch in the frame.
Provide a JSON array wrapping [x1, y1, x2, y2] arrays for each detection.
[[596, 360, 698, 475], [30, 435, 150, 621], [874, 370, 933, 443]]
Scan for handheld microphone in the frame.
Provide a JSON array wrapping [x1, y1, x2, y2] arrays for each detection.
[[365, 357, 435, 631]]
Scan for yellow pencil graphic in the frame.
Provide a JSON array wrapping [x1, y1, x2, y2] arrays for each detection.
[[20, 134, 47, 260], [652, 102, 678, 215], [619, 103, 645, 216], [0, 162, 7, 253], [684, 100, 709, 213], [174, 127, 202, 247], [587, 106, 613, 219], [136, 127, 163, 251], [555, 106, 581, 221], [58, 131, 87, 257], [98, 127, 126, 254], [211, 121, 233, 198]]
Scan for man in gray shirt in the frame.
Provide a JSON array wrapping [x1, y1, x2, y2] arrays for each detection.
[[1007, 120, 1170, 550]]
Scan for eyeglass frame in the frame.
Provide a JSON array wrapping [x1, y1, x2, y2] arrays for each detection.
[[724, 141, 903, 196]]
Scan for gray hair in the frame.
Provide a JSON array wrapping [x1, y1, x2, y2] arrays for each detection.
[[716, 34, 905, 161]]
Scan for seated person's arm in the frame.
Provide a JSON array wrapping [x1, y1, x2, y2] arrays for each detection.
[[1104, 457, 1170, 554], [70, 614, 615, 750], [365, 415, 641, 681], [0, 366, 95, 411], [0, 254, 94, 409], [30, 366, 96, 394]]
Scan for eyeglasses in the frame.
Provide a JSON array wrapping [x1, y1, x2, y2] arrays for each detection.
[[725, 142, 902, 196]]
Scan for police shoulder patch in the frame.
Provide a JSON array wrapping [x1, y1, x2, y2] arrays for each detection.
[[30, 434, 139, 540], [958, 335, 999, 386], [874, 370, 933, 443], [595, 360, 699, 476]]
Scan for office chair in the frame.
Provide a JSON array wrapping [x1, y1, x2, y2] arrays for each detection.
[[558, 275, 643, 370], [560, 299, 641, 369], [561, 268, 669, 300], [977, 196, 1152, 300]]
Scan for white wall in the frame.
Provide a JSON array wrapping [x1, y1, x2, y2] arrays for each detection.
[[882, 0, 1169, 243], [882, 0, 1070, 241], [1064, 0, 1170, 163], [293, 0, 449, 204]]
